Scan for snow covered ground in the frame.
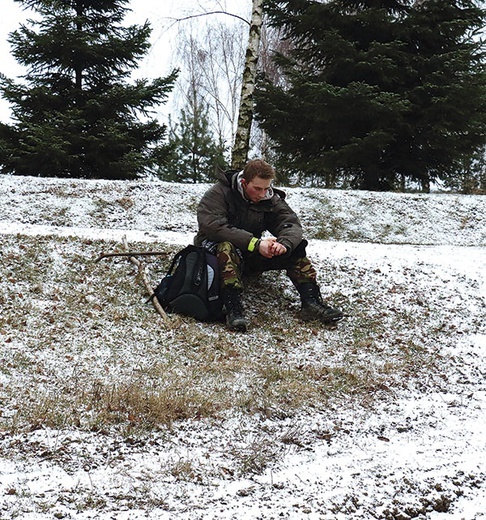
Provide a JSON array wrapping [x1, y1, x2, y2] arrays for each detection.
[[0, 174, 485, 519]]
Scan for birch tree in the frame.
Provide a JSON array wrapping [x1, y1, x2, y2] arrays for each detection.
[[231, 0, 264, 169], [168, 0, 264, 171]]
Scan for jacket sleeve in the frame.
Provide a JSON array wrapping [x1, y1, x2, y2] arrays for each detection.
[[268, 198, 303, 253], [197, 183, 254, 250]]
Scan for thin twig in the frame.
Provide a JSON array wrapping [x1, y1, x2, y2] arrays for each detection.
[[121, 237, 171, 327], [168, 11, 250, 27], [95, 251, 169, 262]]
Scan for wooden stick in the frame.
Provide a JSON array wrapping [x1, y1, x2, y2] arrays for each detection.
[[95, 251, 169, 262], [121, 237, 171, 327]]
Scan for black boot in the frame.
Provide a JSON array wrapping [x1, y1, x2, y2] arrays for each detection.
[[297, 283, 343, 324], [221, 287, 247, 332]]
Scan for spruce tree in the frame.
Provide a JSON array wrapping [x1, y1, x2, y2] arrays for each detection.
[[160, 102, 227, 183], [0, 0, 177, 179], [256, 0, 486, 191], [399, 0, 486, 191]]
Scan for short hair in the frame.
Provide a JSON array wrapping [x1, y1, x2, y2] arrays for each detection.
[[242, 159, 276, 182]]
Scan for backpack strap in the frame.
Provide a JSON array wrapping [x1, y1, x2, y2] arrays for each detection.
[[166, 248, 185, 276], [146, 247, 187, 303]]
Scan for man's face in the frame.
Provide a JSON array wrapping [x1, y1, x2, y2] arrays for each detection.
[[242, 176, 272, 203]]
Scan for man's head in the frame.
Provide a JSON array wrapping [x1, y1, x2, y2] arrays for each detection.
[[241, 159, 275, 203]]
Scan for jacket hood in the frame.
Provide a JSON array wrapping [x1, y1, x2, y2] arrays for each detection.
[[220, 169, 286, 202]]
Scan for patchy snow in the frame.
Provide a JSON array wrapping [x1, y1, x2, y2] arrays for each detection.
[[0, 174, 485, 519]]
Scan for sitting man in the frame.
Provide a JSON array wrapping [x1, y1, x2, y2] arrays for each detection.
[[194, 159, 343, 332]]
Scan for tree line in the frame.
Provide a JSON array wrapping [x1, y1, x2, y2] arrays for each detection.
[[0, 0, 485, 193]]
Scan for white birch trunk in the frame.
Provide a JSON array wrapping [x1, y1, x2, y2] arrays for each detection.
[[231, 0, 264, 170]]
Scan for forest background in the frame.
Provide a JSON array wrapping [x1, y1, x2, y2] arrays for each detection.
[[0, 0, 485, 193]]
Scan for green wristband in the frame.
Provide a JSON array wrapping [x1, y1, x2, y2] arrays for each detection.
[[248, 237, 259, 252]]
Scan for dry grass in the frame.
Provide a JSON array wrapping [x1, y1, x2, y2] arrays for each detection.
[[0, 231, 453, 445]]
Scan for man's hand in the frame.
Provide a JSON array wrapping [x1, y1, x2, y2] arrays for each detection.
[[259, 237, 287, 258]]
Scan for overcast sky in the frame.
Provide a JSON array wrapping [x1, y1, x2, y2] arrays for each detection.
[[0, 0, 250, 123]]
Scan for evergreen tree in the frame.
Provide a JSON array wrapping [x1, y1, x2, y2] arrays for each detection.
[[443, 145, 486, 194], [159, 29, 228, 184], [160, 102, 227, 183], [256, 0, 486, 191], [0, 0, 177, 179]]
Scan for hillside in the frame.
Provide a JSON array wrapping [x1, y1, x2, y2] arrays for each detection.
[[0, 174, 485, 519], [1, 175, 485, 246]]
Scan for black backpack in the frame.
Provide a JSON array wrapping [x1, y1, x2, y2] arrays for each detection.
[[153, 245, 223, 322]]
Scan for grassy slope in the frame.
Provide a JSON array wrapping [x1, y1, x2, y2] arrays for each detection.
[[0, 228, 480, 434], [0, 176, 485, 517]]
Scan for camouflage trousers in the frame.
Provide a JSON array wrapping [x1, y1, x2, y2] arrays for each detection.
[[214, 240, 317, 290]]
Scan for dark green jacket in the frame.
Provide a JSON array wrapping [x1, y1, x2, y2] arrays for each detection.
[[194, 170, 303, 254]]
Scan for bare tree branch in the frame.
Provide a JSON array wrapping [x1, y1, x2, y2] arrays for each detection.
[[168, 11, 250, 27], [95, 251, 169, 262], [120, 237, 172, 327]]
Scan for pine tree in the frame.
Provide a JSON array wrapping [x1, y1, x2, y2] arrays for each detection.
[[159, 28, 228, 183], [399, 0, 486, 191], [256, 0, 486, 191], [160, 103, 227, 183], [0, 0, 177, 179]]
